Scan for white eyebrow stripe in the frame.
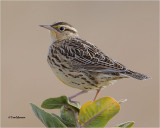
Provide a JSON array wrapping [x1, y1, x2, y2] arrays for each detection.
[[64, 26, 78, 33]]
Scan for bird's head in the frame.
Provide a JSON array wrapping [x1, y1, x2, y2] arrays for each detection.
[[40, 22, 79, 41]]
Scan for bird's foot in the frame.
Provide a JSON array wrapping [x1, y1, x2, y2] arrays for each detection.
[[68, 97, 80, 105]]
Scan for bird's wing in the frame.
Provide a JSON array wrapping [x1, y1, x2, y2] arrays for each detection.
[[57, 38, 128, 73]]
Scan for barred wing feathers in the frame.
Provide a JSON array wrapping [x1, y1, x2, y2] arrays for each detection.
[[57, 38, 149, 80]]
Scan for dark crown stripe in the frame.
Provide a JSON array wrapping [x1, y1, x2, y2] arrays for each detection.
[[51, 22, 73, 27]]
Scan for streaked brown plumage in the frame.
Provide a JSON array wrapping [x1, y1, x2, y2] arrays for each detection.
[[40, 22, 150, 101]]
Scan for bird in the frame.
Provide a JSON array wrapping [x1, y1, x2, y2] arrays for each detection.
[[40, 22, 150, 101]]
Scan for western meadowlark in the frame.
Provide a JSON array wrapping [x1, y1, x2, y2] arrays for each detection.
[[40, 22, 150, 101]]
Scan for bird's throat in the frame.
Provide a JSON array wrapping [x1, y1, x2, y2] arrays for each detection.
[[49, 30, 57, 42]]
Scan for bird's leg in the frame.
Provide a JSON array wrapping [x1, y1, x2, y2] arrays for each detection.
[[93, 88, 102, 101], [69, 90, 88, 101]]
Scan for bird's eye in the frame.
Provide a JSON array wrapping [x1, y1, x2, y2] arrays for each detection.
[[59, 27, 65, 31]]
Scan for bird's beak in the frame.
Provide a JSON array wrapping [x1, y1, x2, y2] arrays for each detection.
[[39, 25, 55, 31]]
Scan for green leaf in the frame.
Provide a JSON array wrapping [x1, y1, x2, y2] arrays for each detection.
[[114, 121, 134, 128], [78, 97, 120, 127], [60, 105, 78, 127], [51, 113, 76, 127], [41, 96, 80, 110], [30, 103, 67, 127]]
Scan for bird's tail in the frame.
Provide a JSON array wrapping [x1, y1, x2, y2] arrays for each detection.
[[124, 70, 150, 80]]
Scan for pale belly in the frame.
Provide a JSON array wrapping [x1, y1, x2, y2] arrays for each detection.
[[47, 45, 121, 91], [47, 57, 101, 91], [48, 58, 119, 91]]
